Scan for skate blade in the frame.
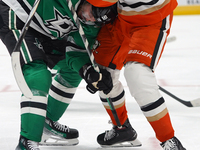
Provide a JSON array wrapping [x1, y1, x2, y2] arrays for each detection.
[[40, 134, 79, 146], [101, 138, 142, 148]]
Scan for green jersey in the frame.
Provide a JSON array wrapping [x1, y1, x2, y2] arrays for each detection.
[[3, 0, 100, 71]]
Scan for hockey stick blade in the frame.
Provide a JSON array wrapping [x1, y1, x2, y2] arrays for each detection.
[[190, 98, 200, 107], [159, 86, 200, 107], [11, 52, 33, 98], [11, 0, 40, 98]]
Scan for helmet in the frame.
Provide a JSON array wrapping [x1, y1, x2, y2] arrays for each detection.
[[92, 3, 118, 24], [77, 1, 117, 25]]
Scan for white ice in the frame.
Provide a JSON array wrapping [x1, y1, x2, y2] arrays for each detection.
[[0, 15, 200, 150]]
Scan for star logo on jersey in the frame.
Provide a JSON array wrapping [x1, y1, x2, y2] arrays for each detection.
[[45, 8, 77, 38]]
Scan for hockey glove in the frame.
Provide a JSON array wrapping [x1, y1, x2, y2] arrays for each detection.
[[79, 63, 113, 94]]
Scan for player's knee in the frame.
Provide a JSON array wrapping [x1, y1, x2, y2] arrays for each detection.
[[99, 67, 123, 99], [124, 62, 162, 106], [22, 60, 52, 94]]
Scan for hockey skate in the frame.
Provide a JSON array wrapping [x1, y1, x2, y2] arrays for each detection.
[[40, 117, 79, 146], [97, 119, 142, 147], [15, 136, 40, 150], [161, 136, 186, 150]]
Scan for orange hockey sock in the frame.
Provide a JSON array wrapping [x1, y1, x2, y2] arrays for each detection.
[[106, 103, 128, 126], [149, 113, 174, 142]]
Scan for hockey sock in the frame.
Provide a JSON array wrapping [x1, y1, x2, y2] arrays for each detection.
[[20, 60, 52, 142], [20, 105, 47, 142], [149, 112, 174, 142], [46, 67, 82, 121], [104, 100, 128, 126]]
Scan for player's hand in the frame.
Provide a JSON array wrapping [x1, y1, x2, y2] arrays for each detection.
[[79, 63, 113, 94]]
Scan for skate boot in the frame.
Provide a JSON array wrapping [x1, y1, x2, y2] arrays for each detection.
[[40, 117, 79, 146], [161, 136, 186, 150], [15, 136, 40, 150], [97, 119, 142, 147]]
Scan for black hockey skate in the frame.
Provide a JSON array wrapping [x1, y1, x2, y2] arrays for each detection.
[[15, 136, 40, 150], [97, 119, 142, 147], [161, 136, 186, 150], [40, 117, 79, 146]]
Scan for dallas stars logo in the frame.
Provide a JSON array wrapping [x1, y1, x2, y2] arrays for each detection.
[[34, 38, 43, 50], [45, 8, 77, 38]]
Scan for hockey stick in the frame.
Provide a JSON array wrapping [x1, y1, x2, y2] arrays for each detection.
[[11, 0, 40, 98], [159, 85, 200, 107], [67, 0, 122, 127]]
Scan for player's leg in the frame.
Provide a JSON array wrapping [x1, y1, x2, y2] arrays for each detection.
[[41, 60, 82, 146], [97, 67, 141, 147], [92, 21, 141, 147], [19, 60, 52, 144], [124, 13, 186, 150], [0, 2, 54, 149], [124, 62, 185, 150]]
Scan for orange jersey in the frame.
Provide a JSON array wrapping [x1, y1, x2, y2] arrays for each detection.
[[92, 8, 174, 71], [89, 0, 176, 70], [87, 0, 178, 26], [93, 13, 173, 70]]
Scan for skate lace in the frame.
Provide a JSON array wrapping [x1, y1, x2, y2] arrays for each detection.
[[162, 139, 176, 150], [104, 128, 116, 141], [53, 121, 70, 132], [27, 140, 39, 150]]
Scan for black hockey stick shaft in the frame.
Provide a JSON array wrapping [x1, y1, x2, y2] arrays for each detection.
[[67, 0, 122, 127], [159, 85, 196, 107], [106, 97, 122, 126], [11, 0, 40, 98]]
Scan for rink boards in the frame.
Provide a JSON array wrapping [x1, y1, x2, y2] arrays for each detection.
[[175, 0, 200, 15]]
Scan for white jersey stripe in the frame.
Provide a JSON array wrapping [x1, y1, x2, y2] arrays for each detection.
[[21, 107, 46, 117], [52, 79, 77, 94], [143, 103, 167, 117], [49, 89, 72, 104], [21, 96, 47, 104], [118, 0, 170, 15], [21, 96, 47, 116], [152, 14, 170, 71], [102, 96, 125, 107], [3, 0, 55, 38]]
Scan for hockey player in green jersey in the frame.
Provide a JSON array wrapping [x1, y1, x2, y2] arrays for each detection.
[[0, 0, 117, 149]]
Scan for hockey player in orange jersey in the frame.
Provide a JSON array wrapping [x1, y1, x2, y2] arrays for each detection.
[[83, 0, 186, 149]]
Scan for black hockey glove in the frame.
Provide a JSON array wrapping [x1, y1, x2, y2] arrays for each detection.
[[79, 63, 113, 94]]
